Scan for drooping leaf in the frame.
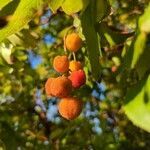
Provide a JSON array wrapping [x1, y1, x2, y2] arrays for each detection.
[[0, 0, 44, 43], [81, 0, 101, 80], [61, 0, 89, 15], [124, 75, 150, 133]]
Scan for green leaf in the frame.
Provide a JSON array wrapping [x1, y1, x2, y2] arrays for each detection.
[[73, 16, 85, 40], [0, 56, 7, 66], [0, 0, 11, 10], [131, 32, 147, 68], [0, 43, 13, 64], [62, 0, 89, 15], [81, 0, 101, 80], [124, 75, 150, 133], [49, 0, 64, 13], [135, 45, 150, 79], [0, 65, 13, 74], [139, 4, 150, 33], [96, 0, 110, 22], [50, 128, 63, 139], [58, 26, 72, 38], [8, 29, 38, 48], [122, 32, 148, 79], [0, 0, 20, 17], [98, 22, 134, 46], [122, 4, 150, 73], [0, 0, 43, 43]]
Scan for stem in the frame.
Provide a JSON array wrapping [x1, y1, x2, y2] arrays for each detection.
[[72, 52, 76, 61], [68, 53, 72, 60], [63, 35, 67, 54]]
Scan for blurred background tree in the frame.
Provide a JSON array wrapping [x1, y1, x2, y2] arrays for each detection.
[[0, 0, 150, 149]]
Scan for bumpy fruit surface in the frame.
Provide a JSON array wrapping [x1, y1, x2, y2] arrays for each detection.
[[69, 60, 82, 72], [53, 55, 69, 73], [58, 97, 83, 120], [45, 78, 54, 96], [50, 76, 72, 98], [65, 33, 82, 52], [69, 70, 86, 88]]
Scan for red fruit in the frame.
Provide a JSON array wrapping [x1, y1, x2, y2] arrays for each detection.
[[69, 70, 86, 88]]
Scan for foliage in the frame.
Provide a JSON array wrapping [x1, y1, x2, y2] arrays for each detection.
[[0, 0, 150, 149]]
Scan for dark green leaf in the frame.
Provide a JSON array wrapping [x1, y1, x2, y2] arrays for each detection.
[[0, 0, 11, 10], [135, 45, 150, 79], [81, 0, 101, 80], [96, 0, 110, 22]]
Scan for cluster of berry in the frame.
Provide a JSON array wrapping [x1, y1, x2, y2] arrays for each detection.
[[45, 33, 86, 120]]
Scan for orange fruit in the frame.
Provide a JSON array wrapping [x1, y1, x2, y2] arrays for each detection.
[[50, 76, 72, 98], [69, 60, 82, 72], [58, 97, 83, 120], [53, 55, 69, 73], [45, 78, 54, 96], [65, 33, 82, 52]]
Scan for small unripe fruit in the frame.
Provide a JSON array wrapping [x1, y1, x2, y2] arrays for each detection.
[[58, 97, 83, 120], [111, 66, 118, 73], [45, 78, 54, 96], [69, 70, 86, 88], [65, 33, 82, 52], [69, 60, 82, 72], [50, 76, 72, 98], [53, 55, 69, 73]]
